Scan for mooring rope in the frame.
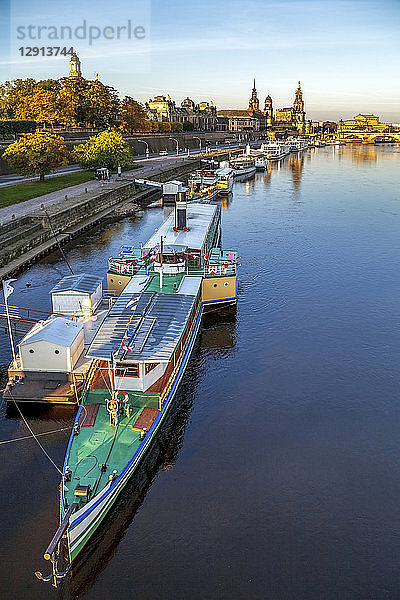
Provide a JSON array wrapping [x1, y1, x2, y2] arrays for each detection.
[[0, 426, 71, 445], [9, 391, 63, 475]]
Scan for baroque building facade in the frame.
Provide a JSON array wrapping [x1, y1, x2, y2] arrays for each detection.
[[146, 95, 217, 130], [274, 81, 308, 133], [217, 79, 266, 132], [217, 80, 309, 134], [336, 114, 386, 136]]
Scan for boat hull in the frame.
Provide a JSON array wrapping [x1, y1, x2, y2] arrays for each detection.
[[267, 153, 286, 162], [232, 166, 256, 177], [63, 304, 204, 563]]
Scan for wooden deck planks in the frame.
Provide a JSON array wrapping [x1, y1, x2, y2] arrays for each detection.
[[78, 403, 100, 427], [132, 407, 159, 431]]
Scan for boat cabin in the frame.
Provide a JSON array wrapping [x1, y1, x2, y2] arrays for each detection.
[[153, 244, 187, 274], [86, 278, 203, 397], [50, 273, 103, 317], [18, 317, 84, 373], [162, 180, 188, 204]]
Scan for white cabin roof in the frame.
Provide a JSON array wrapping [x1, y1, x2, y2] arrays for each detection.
[[178, 276, 203, 295], [50, 273, 102, 296], [162, 180, 188, 193], [216, 167, 233, 176], [19, 317, 83, 347], [144, 202, 218, 252]]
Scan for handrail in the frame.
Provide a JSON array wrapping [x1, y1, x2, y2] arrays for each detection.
[[108, 259, 139, 275], [80, 359, 99, 401], [0, 303, 77, 320]]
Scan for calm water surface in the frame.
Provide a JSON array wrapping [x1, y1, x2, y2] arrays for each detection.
[[1, 145, 400, 600]]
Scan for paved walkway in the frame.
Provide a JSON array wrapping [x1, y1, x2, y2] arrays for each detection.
[[0, 156, 188, 225]]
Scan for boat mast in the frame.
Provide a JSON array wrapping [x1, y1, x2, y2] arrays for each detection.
[[159, 236, 163, 289], [2, 279, 17, 364]]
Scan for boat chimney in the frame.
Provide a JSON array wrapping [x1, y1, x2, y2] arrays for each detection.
[[175, 191, 187, 231]]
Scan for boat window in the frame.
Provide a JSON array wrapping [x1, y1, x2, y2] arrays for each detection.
[[29, 349, 34, 353], [162, 253, 185, 264], [145, 362, 159, 375], [115, 362, 139, 378], [55, 349, 60, 354]]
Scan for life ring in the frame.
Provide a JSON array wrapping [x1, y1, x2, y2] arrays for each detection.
[[116, 390, 129, 404]]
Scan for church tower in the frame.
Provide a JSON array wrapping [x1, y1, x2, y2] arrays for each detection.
[[248, 78, 260, 112], [293, 81, 305, 133], [69, 51, 82, 78], [264, 94, 273, 126]]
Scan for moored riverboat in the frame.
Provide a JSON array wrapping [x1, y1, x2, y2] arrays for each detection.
[[229, 156, 256, 177], [35, 197, 239, 586], [215, 166, 234, 194], [187, 169, 219, 201], [262, 142, 288, 162]]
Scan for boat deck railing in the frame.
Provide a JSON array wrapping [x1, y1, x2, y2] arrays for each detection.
[[204, 264, 237, 277], [186, 263, 237, 278], [108, 258, 140, 275]]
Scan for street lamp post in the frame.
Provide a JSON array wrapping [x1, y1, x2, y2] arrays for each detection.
[[137, 139, 149, 159], [169, 137, 179, 155]]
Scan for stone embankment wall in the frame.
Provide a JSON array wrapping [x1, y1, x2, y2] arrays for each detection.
[[0, 131, 242, 175], [0, 159, 201, 278]]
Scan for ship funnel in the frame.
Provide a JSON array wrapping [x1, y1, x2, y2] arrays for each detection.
[[175, 191, 187, 230]]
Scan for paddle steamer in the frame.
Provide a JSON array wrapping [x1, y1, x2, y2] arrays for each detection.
[[36, 196, 238, 585]]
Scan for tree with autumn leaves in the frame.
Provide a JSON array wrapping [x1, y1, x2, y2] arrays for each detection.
[[0, 77, 187, 133], [0, 77, 121, 129], [72, 130, 133, 170], [4, 132, 69, 181], [120, 97, 149, 133], [4, 129, 134, 180]]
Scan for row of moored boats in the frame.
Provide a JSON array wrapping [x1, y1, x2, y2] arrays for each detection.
[[187, 138, 309, 198]]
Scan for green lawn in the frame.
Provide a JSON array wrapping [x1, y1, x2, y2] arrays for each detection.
[[0, 171, 95, 208], [0, 163, 141, 209]]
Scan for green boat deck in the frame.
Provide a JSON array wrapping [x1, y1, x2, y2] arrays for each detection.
[[144, 271, 185, 293], [64, 391, 159, 510]]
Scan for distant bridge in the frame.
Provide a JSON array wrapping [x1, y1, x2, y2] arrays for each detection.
[[337, 131, 400, 144]]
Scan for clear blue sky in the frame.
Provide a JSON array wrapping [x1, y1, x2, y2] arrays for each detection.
[[1, 0, 399, 121]]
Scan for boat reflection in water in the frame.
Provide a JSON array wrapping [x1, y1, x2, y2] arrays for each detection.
[[67, 307, 237, 599], [219, 193, 233, 210]]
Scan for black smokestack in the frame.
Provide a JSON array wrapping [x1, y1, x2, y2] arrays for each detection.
[[175, 191, 187, 230]]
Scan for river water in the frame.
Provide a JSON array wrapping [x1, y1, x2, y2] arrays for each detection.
[[1, 145, 400, 600]]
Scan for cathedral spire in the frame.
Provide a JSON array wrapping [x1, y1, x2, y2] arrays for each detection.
[[249, 78, 259, 112], [293, 80, 305, 133]]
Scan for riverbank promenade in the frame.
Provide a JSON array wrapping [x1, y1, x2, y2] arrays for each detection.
[[0, 155, 189, 225]]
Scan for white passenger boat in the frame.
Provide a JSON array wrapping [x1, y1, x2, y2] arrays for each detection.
[[229, 156, 256, 177], [255, 157, 267, 170], [261, 143, 288, 162]]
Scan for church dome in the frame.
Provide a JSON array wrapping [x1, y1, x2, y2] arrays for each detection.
[[181, 97, 195, 109]]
